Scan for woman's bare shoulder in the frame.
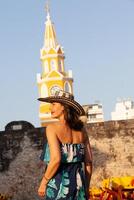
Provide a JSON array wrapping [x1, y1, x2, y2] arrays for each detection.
[[46, 122, 61, 132]]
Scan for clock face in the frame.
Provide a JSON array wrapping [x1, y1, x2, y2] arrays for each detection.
[[50, 85, 61, 95]]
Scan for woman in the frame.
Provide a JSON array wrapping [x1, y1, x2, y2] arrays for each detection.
[[38, 90, 92, 200]]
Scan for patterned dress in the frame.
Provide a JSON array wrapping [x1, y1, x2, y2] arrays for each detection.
[[43, 143, 88, 200]]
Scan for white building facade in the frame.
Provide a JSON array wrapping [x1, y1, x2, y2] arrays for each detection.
[[83, 103, 104, 123], [111, 99, 134, 120]]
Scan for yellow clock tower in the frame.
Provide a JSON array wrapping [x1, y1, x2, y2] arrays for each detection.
[[37, 9, 74, 126]]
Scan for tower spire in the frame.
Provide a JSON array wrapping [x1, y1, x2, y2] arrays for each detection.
[[45, 0, 50, 20], [43, 0, 58, 50]]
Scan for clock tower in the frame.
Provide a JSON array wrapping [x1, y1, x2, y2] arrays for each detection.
[[37, 9, 73, 126]]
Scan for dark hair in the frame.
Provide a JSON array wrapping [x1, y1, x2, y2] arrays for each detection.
[[63, 104, 84, 131]]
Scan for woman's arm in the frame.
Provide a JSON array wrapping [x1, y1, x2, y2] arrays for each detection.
[[38, 124, 61, 197], [84, 140, 92, 189], [83, 128, 93, 197]]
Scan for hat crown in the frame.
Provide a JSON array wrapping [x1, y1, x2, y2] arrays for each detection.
[[52, 90, 74, 100], [38, 89, 85, 116]]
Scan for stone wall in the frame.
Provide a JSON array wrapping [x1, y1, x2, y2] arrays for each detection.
[[0, 127, 45, 200], [0, 119, 134, 199], [86, 119, 134, 187]]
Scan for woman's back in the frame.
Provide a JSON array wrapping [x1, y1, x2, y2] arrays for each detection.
[[53, 122, 85, 145]]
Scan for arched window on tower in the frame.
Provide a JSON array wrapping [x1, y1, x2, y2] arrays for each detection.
[[41, 84, 48, 98], [51, 59, 56, 71], [64, 82, 71, 93]]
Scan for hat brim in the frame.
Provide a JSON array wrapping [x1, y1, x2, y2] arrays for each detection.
[[38, 96, 85, 116]]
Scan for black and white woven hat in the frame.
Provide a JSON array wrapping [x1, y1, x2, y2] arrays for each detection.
[[38, 90, 85, 116]]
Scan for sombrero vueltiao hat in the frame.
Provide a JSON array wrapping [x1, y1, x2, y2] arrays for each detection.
[[38, 90, 85, 116]]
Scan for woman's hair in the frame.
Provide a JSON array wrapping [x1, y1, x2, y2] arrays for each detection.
[[63, 104, 84, 131]]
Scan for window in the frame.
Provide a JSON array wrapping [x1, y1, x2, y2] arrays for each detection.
[[51, 59, 56, 70], [64, 82, 71, 93], [90, 114, 96, 119]]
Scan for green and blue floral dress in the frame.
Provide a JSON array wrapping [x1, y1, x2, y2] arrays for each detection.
[[42, 143, 88, 200]]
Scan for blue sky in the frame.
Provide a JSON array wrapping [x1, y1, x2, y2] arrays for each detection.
[[0, 0, 134, 130]]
